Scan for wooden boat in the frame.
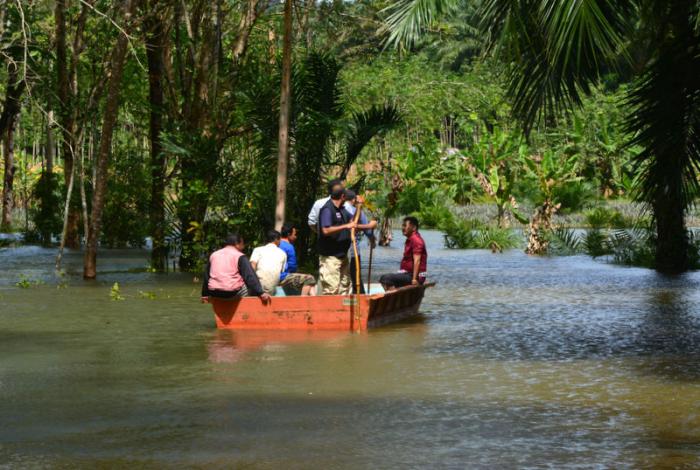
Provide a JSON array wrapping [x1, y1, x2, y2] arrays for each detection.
[[209, 283, 433, 331]]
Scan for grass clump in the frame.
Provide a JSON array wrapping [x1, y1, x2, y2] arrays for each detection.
[[15, 275, 44, 289]]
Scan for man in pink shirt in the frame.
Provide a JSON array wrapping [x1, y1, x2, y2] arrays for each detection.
[[201, 233, 271, 303]]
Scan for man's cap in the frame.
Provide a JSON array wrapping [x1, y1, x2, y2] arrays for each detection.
[[344, 189, 356, 200]]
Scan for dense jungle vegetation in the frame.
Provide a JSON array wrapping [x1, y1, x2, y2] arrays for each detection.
[[0, 0, 699, 277]]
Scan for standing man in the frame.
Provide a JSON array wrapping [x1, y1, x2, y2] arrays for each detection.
[[379, 217, 428, 290], [317, 184, 356, 295], [279, 223, 317, 296], [344, 189, 377, 294], [308, 178, 344, 232], [250, 230, 287, 295], [201, 233, 271, 303]]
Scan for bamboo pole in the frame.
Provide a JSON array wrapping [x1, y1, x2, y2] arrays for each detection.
[[350, 202, 362, 332], [367, 241, 374, 293]]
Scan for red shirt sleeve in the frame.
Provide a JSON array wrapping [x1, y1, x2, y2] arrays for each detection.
[[410, 235, 425, 255]]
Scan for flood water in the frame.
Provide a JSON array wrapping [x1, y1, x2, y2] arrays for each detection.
[[2, 231, 700, 468]]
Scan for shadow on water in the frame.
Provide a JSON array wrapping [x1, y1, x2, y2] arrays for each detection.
[[631, 287, 700, 382]]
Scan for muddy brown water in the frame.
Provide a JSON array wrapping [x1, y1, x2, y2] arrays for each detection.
[[1, 231, 700, 468]]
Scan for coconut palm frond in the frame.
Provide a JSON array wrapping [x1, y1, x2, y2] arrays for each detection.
[[340, 104, 402, 179], [381, 0, 461, 49], [480, 0, 634, 131]]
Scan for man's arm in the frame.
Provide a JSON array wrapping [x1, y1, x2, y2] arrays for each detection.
[[411, 253, 421, 285], [287, 246, 298, 273], [308, 199, 324, 229], [201, 262, 211, 301], [238, 256, 265, 297], [355, 210, 377, 233], [320, 206, 356, 236], [321, 222, 356, 236]]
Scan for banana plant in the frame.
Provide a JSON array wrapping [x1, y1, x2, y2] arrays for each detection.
[[523, 150, 582, 254], [464, 127, 528, 227]]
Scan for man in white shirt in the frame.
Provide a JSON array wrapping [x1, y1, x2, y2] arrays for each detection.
[[307, 178, 344, 232], [250, 230, 287, 295]]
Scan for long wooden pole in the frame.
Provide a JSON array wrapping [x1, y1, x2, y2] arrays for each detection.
[[367, 241, 374, 293], [274, 0, 293, 230], [350, 203, 362, 331]]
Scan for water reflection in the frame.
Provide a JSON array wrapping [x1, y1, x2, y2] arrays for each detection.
[[207, 329, 349, 363]]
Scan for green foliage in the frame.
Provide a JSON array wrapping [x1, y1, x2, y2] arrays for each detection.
[[15, 275, 44, 289], [138, 290, 157, 300], [583, 207, 638, 229], [582, 229, 611, 258], [100, 138, 151, 248], [30, 173, 63, 245], [548, 227, 582, 255], [413, 201, 453, 229], [110, 283, 125, 301], [439, 211, 521, 250]]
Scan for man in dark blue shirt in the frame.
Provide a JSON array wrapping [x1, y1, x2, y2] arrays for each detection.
[[279, 223, 317, 296], [318, 185, 356, 295]]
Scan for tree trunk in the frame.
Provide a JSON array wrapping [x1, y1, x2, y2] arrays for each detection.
[[525, 200, 559, 255], [0, 62, 25, 231], [654, 187, 688, 273], [46, 110, 55, 174], [274, 0, 293, 230], [55, 0, 81, 248], [1, 123, 16, 230], [83, 0, 139, 279], [145, 1, 167, 271]]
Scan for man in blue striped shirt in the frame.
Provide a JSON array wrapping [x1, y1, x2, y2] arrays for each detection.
[[344, 190, 377, 294]]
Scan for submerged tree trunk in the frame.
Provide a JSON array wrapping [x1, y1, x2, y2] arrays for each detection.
[[84, 0, 139, 279], [0, 62, 25, 231], [274, 0, 293, 231], [654, 184, 688, 274], [145, 1, 167, 271], [525, 200, 559, 255]]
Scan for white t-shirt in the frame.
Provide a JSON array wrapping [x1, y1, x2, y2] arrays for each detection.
[[250, 243, 287, 293], [308, 196, 330, 230]]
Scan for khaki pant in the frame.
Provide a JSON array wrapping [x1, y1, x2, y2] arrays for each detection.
[[319, 255, 351, 295]]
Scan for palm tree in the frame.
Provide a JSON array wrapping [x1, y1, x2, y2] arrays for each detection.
[[384, 0, 700, 273], [246, 52, 402, 263]]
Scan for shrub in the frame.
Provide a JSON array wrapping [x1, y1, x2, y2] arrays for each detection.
[[440, 212, 522, 251], [548, 227, 583, 255], [413, 203, 452, 229], [552, 180, 598, 214], [584, 206, 635, 229]]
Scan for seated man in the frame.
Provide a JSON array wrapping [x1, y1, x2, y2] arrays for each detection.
[[380, 216, 428, 290], [201, 233, 271, 303], [250, 230, 287, 295], [279, 223, 317, 296]]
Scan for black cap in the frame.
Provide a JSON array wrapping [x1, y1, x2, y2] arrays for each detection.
[[344, 189, 356, 200]]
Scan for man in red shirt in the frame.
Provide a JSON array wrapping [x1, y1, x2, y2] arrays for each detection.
[[379, 216, 427, 290]]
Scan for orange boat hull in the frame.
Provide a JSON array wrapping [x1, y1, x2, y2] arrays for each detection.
[[210, 283, 431, 331]]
